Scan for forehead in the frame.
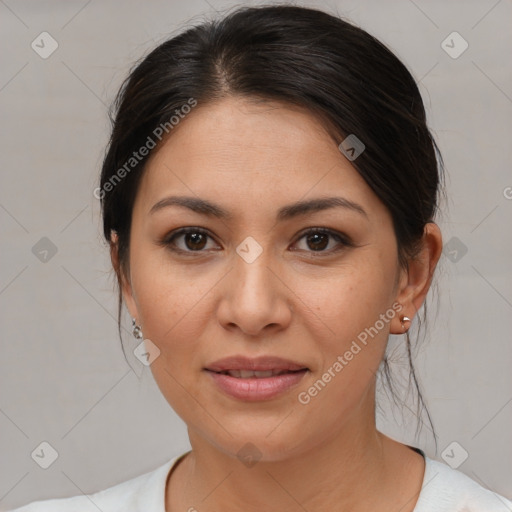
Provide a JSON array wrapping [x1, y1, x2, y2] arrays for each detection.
[[152, 97, 338, 170], [134, 97, 385, 221]]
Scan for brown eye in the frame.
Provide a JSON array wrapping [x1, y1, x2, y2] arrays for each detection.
[[183, 232, 208, 250], [293, 228, 352, 254], [305, 232, 329, 251], [162, 228, 218, 253]]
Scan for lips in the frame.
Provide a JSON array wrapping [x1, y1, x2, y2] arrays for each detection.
[[203, 355, 309, 400], [204, 355, 308, 375], [215, 369, 303, 378]]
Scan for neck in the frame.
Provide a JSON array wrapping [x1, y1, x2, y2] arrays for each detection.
[[167, 395, 424, 511]]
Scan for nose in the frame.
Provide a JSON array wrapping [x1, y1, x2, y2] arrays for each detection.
[[216, 246, 292, 337]]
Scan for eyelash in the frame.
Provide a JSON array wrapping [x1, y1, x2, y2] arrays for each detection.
[[159, 226, 354, 257]]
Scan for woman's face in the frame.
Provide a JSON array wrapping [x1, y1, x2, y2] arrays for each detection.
[[119, 96, 414, 461]]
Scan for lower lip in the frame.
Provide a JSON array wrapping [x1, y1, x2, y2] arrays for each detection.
[[205, 369, 308, 401]]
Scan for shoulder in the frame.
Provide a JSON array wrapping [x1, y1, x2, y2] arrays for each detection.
[[414, 456, 512, 512], [6, 453, 185, 512]]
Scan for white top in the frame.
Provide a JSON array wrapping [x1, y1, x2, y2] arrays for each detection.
[[8, 451, 512, 512]]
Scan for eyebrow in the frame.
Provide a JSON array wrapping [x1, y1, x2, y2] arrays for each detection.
[[149, 195, 368, 221]]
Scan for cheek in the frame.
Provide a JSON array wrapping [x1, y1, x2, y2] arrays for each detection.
[[129, 249, 211, 417], [295, 255, 396, 392], [301, 259, 395, 339], [295, 295, 392, 420], [129, 245, 209, 356]]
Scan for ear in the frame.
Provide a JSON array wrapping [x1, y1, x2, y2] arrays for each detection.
[[391, 222, 443, 334], [110, 231, 139, 321]]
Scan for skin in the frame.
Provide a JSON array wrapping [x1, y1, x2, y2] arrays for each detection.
[[111, 96, 443, 512]]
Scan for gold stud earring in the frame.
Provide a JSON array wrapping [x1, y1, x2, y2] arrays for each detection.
[[400, 315, 411, 332]]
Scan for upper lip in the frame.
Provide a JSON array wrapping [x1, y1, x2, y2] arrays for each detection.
[[204, 355, 308, 372]]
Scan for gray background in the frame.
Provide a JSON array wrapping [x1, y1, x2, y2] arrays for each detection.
[[1, 0, 511, 508]]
